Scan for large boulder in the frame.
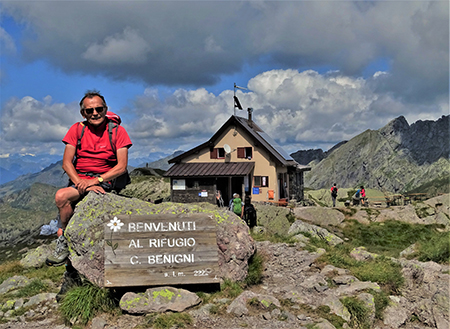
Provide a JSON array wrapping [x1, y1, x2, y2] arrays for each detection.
[[292, 207, 345, 228], [20, 243, 55, 269], [120, 286, 201, 314], [65, 192, 256, 287], [288, 220, 344, 246]]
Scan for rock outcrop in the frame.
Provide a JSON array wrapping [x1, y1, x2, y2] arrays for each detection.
[[65, 192, 256, 286], [120, 287, 201, 314]]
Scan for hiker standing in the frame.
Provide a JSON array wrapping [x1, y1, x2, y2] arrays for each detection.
[[242, 196, 257, 228], [46, 90, 132, 298], [360, 186, 366, 206], [330, 183, 338, 207], [232, 193, 243, 217]]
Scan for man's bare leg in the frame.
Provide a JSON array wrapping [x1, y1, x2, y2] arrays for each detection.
[[46, 187, 82, 266], [55, 187, 82, 229]]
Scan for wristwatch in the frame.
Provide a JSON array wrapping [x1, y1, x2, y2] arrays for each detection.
[[97, 176, 104, 183]]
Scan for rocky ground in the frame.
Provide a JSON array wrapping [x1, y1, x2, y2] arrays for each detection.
[[1, 238, 449, 329], [1, 194, 448, 329]]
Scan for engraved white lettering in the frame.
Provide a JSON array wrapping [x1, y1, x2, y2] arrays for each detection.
[[136, 222, 144, 232], [147, 254, 195, 264], [129, 239, 143, 248]]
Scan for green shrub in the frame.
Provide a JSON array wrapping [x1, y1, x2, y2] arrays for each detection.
[[59, 281, 116, 325], [244, 251, 264, 286], [341, 296, 371, 329]]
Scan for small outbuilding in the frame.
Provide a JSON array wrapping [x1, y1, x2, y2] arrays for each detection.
[[164, 109, 310, 206]]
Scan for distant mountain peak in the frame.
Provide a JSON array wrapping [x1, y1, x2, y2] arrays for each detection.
[[301, 115, 449, 194], [379, 115, 410, 137]]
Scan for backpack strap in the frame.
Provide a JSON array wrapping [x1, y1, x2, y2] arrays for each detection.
[[77, 122, 86, 151], [108, 120, 118, 155], [73, 122, 86, 166]]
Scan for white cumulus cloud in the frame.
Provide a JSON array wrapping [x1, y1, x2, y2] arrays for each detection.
[[82, 27, 150, 64]]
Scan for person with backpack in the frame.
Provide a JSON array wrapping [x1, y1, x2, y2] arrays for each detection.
[[242, 196, 257, 228], [360, 186, 366, 206], [232, 193, 243, 217], [353, 187, 362, 206], [46, 90, 132, 268], [330, 183, 338, 207]]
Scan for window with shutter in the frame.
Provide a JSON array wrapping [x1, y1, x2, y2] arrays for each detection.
[[254, 176, 269, 187], [210, 148, 218, 159], [237, 147, 245, 158]]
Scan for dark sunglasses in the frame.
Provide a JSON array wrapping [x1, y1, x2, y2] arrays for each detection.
[[84, 106, 105, 115]]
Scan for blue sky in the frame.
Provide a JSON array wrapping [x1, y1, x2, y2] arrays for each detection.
[[1, 1, 448, 167]]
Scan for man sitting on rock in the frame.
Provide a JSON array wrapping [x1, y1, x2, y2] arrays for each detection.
[[46, 90, 132, 267]]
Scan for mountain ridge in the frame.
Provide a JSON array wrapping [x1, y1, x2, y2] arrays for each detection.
[[301, 115, 449, 193]]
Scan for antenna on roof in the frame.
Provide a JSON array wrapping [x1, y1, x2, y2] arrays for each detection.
[[234, 83, 247, 115]]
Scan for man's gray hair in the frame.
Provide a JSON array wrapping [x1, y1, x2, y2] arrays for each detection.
[[79, 90, 107, 110]]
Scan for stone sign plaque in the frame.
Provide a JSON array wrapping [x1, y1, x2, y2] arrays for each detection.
[[103, 214, 219, 287]]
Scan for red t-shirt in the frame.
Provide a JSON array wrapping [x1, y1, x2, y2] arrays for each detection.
[[62, 120, 132, 178]]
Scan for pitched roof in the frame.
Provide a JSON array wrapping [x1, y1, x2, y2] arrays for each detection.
[[169, 115, 300, 167], [164, 162, 255, 177]]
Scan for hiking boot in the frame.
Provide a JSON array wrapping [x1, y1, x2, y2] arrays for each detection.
[[56, 266, 82, 302], [45, 234, 69, 266]]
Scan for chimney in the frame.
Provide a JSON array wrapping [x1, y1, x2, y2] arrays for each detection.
[[247, 107, 253, 122]]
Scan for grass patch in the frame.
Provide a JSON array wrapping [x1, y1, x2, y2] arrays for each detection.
[[0, 261, 24, 284], [336, 208, 357, 217], [195, 291, 212, 304], [415, 231, 450, 263], [25, 265, 65, 283], [149, 312, 193, 329], [220, 279, 244, 299], [286, 211, 296, 224], [250, 231, 297, 244], [318, 244, 404, 295], [315, 305, 346, 329], [11, 306, 31, 317], [244, 251, 264, 286], [369, 289, 390, 320], [15, 279, 49, 298], [341, 296, 371, 329], [342, 220, 447, 260], [352, 256, 404, 294], [0, 260, 65, 286], [59, 281, 117, 325], [308, 194, 327, 207]]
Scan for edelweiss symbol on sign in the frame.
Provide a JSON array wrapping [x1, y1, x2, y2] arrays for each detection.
[[107, 216, 124, 232], [106, 216, 123, 255]]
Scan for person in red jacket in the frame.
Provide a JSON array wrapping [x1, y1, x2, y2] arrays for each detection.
[[330, 183, 338, 207], [46, 90, 132, 267], [360, 186, 366, 206]]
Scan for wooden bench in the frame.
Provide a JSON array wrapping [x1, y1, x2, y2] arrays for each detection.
[[263, 199, 288, 207]]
